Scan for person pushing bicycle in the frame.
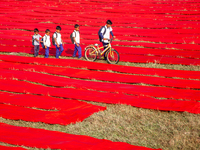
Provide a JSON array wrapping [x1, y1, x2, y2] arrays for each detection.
[[85, 20, 119, 64], [98, 20, 116, 49]]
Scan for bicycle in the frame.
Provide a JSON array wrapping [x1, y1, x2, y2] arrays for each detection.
[[84, 38, 120, 64]]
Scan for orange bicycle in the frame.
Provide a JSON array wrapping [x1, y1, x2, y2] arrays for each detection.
[[84, 39, 120, 64]]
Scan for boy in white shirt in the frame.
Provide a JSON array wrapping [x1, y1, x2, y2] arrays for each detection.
[[99, 20, 115, 47], [32, 28, 42, 57], [43, 29, 51, 58], [72, 24, 82, 59], [53, 26, 64, 59]]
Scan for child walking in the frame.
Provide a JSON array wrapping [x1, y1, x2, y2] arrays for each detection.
[[43, 29, 51, 58], [53, 26, 64, 59], [32, 28, 42, 57], [72, 24, 82, 59]]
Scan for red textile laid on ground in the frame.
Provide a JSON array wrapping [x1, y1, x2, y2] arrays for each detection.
[[0, 54, 200, 80], [115, 47, 200, 59], [119, 54, 200, 66], [1, 65, 200, 101], [0, 91, 106, 125], [0, 0, 200, 66], [0, 0, 200, 118], [1, 30, 200, 47], [1, 31, 200, 53], [1, 67, 200, 101], [1, 44, 200, 66], [0, 123, 160, 150], [0, 79, 200, 114], [1, 62, 200, 89], [1, 28, 199, 45], [0, 145, 27, 150]]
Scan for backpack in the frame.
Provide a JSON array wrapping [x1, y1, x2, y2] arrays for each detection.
[[98, 26, 106, 42], [32, 35, 34, 46], [52, 32, 57, 45], [41, 35, 47, 49], [70, 31, 80, 44]]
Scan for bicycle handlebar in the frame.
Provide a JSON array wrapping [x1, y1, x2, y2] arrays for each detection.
[[108, 38, 114, 43]]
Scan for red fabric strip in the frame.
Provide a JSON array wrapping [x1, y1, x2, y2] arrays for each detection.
[[1, 37, 200, 54], [0, 23, 199, 39], [0, 26, 199, 48], [1, 29, 200, 48], [0, 123, 159, 150], [115, 47, 200, 59], [1, 28, 199, 40], [1, 30, 200, 45], [0, 91, 106, 125], [0, 54, 199, 80], [1, 16, 200, 30], [1, 63, 200, 90], [0, 79, 200, 113], [119, 54, 200, 66], [0, 91, 98, 111], [1, 45, 200, 66]]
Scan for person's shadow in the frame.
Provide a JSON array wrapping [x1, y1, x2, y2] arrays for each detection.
[[63, 44, 74, 57]]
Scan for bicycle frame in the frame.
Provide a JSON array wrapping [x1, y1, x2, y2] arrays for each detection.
[[85, 43, 111, 56], [97, 44, 111, 55], [85, 38, 119, 64]]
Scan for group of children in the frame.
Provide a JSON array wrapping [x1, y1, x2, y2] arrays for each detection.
[[32, 20, 114, 59]]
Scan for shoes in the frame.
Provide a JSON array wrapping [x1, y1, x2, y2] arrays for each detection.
[[78, 57, 84, 60]]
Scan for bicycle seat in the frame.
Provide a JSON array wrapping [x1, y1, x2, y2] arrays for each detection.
[[94, 43, 100, 46]]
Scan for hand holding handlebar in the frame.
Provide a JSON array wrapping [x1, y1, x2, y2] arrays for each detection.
[[108, 37, 114, 43]]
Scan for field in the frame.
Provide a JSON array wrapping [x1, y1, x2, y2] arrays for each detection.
[[0, 0, 200, 150]]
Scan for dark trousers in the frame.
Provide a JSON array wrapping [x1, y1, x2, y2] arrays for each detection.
[[55, 44, 64, 58], [34, 45, 39, 57], [102, 42, 109, 49], [45, 47, 49, 58], [102, 42, 109, 59], [73, 44, 82, 58]]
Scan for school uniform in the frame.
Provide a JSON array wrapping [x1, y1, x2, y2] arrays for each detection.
[[53, 32, 64, 58], [72, 30, 82, 58], [43, 34, 51, 58], [100, 25, 114, 47], [32, 34, 42, 57]]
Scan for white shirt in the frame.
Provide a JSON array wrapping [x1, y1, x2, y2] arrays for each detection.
[[101, 25, 113, 43], [72, 30, 80, 44], [43, 34, 51, 47], [53, 32, 62, 45], [33, 34, 42, 45]]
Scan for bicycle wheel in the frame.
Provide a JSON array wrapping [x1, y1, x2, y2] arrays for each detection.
[[106, 49, 120, 64], [85, 47, 97, 61]]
